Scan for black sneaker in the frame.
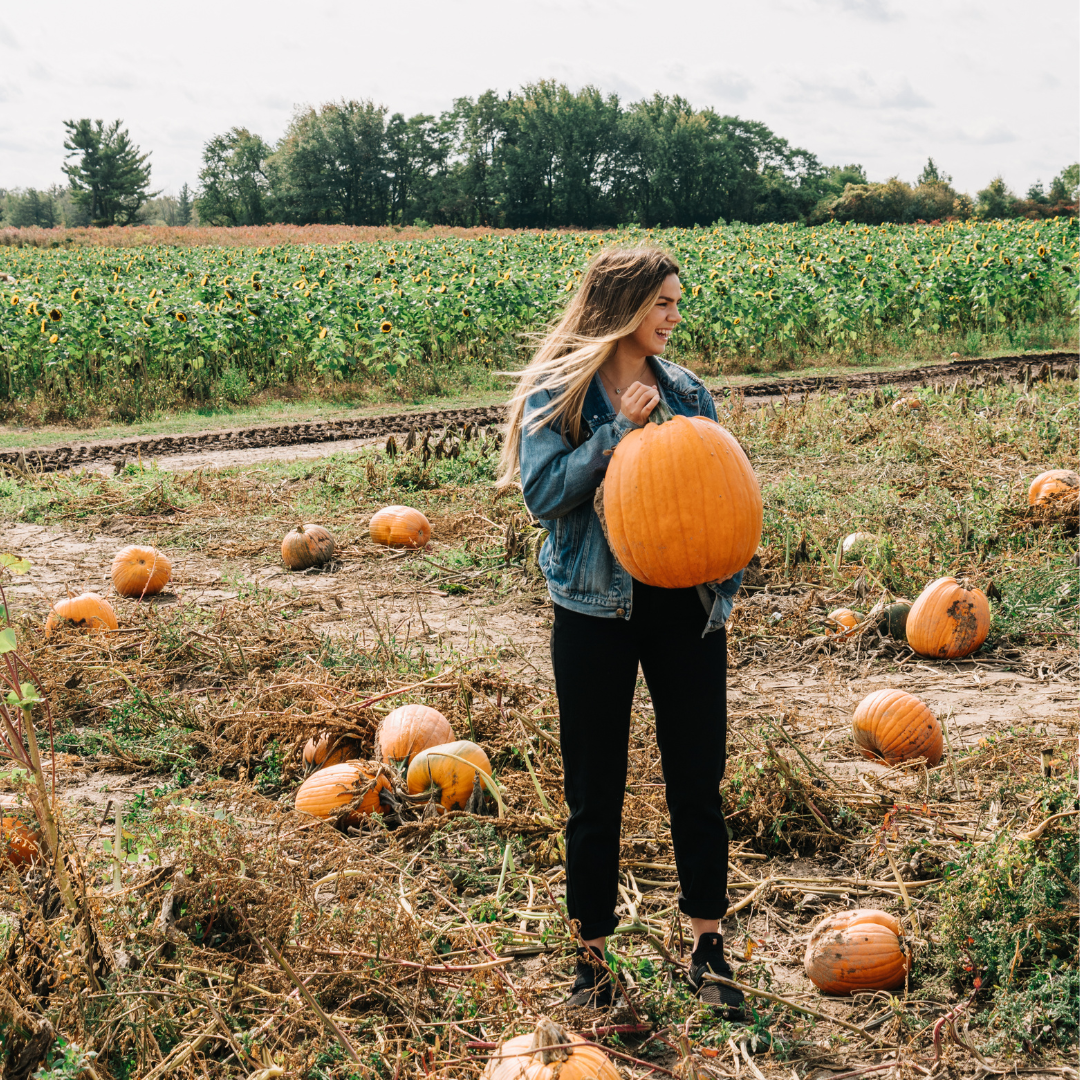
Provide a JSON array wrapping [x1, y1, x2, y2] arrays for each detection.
[[565, 945, 613, 1008], [688, 934, 745, 1019]]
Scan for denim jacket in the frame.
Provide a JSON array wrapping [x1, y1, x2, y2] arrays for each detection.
[[519, 356, 745, 635]]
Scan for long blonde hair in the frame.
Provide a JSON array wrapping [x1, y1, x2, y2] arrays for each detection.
[[498, 246, 680, 485]]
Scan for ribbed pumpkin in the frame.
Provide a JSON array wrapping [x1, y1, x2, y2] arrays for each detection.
[[852, 688, 942, 767], [906, 576, 990, 659], [1, 816, 40, 869], [826, 608, 859, 638], [378, 704, 453, 769], [603, 410, 762, 589], [294, 761, 391, 823], [1027, 469, 1079, 506], [369, 505, 431, 548], [111, 545, 172, 598], [281, 524, 336, 570], [481, 1018, 620, 1080], [804, 909, 910, 995], [302, 733, 364, 774], [876, 601, 912, 640], [407, 740, 492, 813], [45, 593, 118, 637]]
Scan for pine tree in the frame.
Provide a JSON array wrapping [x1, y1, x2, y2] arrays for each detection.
[[176, 183, 193, 226], [62, 119, 159, 226]]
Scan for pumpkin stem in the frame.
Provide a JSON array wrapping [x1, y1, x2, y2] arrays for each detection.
[[529, 1018, 572, 1064], [646, 397, 674, 426]]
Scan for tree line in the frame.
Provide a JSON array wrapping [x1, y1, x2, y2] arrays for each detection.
[[2, 83, 1077, 230]]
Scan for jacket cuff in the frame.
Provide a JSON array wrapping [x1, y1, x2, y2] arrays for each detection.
[[611, 413, 637, 440]]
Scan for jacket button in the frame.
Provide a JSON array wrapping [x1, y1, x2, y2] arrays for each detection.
[[616, 608, 625, 617]]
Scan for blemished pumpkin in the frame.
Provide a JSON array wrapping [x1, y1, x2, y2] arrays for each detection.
[[378, 704, 453, 769], [407, 740, 492, 813], [111, 545, 172, 598], [1, 816, 40, 869], [826, 608, 859, 638], [45, 593, 118, 637], [281, 524, 336, 570], [369, 505, 431, 548], [876, 601, 912, 640], [906, 576, 990, 659], [603, 408, 762, 589], [1027, 469, 1079, 506], [294, 761, 391, 823], [804, 909, 910, 995], [302, 733, 364, 774], [852, 688, 942, 767], [481, 1017, 621, 1080]]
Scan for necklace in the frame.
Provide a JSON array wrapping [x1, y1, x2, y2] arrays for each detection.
[[602, 360, 650, 396]]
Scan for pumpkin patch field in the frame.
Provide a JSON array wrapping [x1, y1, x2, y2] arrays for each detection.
[[0, 367, 1075, 1078]]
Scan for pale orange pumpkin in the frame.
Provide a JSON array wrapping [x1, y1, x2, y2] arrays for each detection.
[[369, 505, 431, 549], [481, 1018, 620, 1080], [603, 410, 762, 589], [852, 688, 942, 767], [891, 396, 922, 414], [294, 760, 391, 823], [378, 704, 453, 769], [1, 815, 40, 869], [111, 545, 172, 598], [906, 576, 990, 659], [1027, 469, 1079, 506], [302, 733, 364, 774], [45, 593, 119, 637], [281, 524, 336, 570], [804, 909, 910, 995], [826, 608, 859, 638], [407, 740, 492, 813]]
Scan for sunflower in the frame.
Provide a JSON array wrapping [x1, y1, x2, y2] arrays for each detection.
[[462, 308, 471, 318], [732, 317, 741, 325], [1038, 246, 1047, 257], [49, 333, 58, 344], [692, 285, 702, 297], [865, 254, 873, 264], [142, 315, 154, 328], [175, 311, 188, 323], [200, 275, 209, 286], [71, 288, 83, 301], [319, 327, 328, 339], [39, 317, 48, 334], [380, 321, 393, 333], [49, 308, 62, 321]]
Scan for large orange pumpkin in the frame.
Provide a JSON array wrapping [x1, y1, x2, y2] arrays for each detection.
[[407, 740, 492, 813], [481, 1018, 620, 1080], [302, 733, 364, 774], [603, 411, 762, 589], [111, 545, 172, 598], [294, 761, 391, 823], [45, 593, 118, 637], [852, 688, 942, 767], [1, 815, 40, 869], [906, 576, 990, 659], [369, 505, 431, 548], [804, 909, 910, 995], [1027, 469, 1079, 506], [281, 524, 336, 570], [378, 704, 453, 770]]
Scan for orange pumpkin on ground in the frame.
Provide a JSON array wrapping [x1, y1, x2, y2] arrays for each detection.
[[281, 524, 336, 570], [891, 396, 922, 415], [111, 545, 172, 598], [481, 1017, 620, 1080], [302, 733, 364, 774], [826, 608, 859, 638], [294, 761, 391, 823], [804, 909, 910, 995], [906, 576, 990, 659], [369, 505, 431, 548], [407, 740, 492, 813], [603, 409, 762, 589], [45, 593, 118, 637], [378, 704, 453, 769], [1027, 469, 1079, 506], [1, 815, 40, 869], [852, 688, 942, 767]]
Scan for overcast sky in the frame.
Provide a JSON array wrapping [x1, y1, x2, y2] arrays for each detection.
[[1, 0, 1076, 200]]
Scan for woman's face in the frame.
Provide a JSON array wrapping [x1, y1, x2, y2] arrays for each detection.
[[628, 273, 683, 356]]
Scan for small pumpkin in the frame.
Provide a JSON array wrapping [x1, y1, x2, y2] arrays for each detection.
[[1027, 469, 1079, 506], [804, 909, 910, 995], [294, 760, 391, 823], [378, 704, 453, 769], [45, 592, 118, 637], [302, 733, 364, 774], [369, 505, 431, 549], [481, 1017, 620, 1080], [841, 532, 879, 561], [603, 409, 762, 589], [407, 739, 492, 813], [906, 576, 990, 659], [1, 815, 40, 869], [890, 396, 922, 414], [111, 544, 172, 598], [826, 608, 859, 638], [852, 688, 942, 767], [876, 601, 911, 640], [281, 523, 336, 570]]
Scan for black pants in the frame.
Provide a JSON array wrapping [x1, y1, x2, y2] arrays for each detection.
[[552, 582, 729, 941]]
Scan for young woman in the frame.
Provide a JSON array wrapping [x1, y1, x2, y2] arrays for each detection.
[[500, 246, 747, 1015]]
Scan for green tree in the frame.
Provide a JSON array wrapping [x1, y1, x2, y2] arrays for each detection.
[[2, 188, 60, 228], [62, 119, 158, 226], [975, 175, 1015, 219], [916, 157, 951, 185], [1048, 163, 1078, 205], [176, 182, 193, 225], [196, 128, 272, 226]]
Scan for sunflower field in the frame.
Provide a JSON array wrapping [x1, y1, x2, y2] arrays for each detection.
[[0, 218, 1075, 408]]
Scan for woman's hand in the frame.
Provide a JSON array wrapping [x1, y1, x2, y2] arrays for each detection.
[[620, 382, 660, 426]]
